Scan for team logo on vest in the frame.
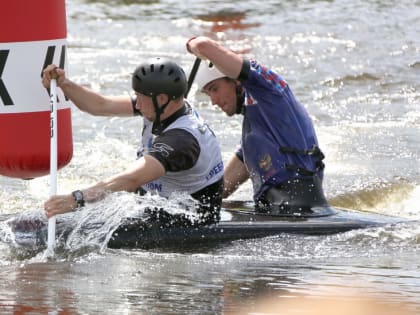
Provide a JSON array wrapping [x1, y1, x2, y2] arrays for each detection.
[[258, 153, 272, 172], [245, 91, 257, 106], [149, 142, 174, 157]]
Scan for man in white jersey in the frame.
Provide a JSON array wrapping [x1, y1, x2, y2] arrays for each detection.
[[42, 58, 224, 225]]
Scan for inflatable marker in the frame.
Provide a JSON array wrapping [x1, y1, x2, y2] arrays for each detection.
[[0, 0, 73, 179]]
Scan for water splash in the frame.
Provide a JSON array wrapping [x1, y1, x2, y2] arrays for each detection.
[[0, 192, 200, 262]]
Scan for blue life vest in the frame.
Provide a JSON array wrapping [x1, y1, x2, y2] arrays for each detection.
[[240, 60, 325, 201]]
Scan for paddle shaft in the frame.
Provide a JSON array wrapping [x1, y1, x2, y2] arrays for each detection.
[[47, 77, 58, 250], [185, 58, 201, 98]]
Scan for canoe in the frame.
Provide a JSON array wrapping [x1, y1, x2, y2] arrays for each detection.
[[108, 201, 404, 249], [2, 201, 405, 250]]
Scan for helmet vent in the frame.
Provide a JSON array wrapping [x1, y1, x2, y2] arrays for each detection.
[[132, 58, 187, 98]]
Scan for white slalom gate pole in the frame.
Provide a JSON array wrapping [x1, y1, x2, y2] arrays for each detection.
[[47, 76, 58, 252]]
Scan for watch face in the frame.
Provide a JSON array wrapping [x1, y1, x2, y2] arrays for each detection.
[[75, 191, 82, 200], [72, 190, 85, 207]]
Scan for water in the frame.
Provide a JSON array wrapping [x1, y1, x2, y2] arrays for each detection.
[[1, 0, 420, 313]]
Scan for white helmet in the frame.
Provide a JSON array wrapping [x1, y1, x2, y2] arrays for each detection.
[[194, 60, 226, 91]]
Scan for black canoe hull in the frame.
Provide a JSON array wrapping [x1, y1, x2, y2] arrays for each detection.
[[2, 203, 406, 250], [108, 205, 403, 249]]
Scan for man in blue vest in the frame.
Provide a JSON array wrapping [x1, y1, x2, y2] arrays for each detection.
[[186, 36, 328, 215]]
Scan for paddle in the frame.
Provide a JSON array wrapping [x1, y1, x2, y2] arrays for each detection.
[[47, 72, 58, 252], [185, 57, 201, 98]]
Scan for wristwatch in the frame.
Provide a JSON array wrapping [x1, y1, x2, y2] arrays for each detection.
[[71, 190, 85, 208]]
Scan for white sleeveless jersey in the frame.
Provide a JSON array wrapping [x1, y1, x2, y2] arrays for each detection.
[[139, 104, 224, 197]]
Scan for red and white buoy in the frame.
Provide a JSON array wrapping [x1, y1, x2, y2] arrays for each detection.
[[0, 0, 73, 179]]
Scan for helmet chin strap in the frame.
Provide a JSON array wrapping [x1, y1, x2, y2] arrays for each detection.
[[235, 84, 245, 115], [152, 95, 171, 135]]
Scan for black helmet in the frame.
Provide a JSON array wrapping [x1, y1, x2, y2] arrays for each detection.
[[132, 57, 187, 100]]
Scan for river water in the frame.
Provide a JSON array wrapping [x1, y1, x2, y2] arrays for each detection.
[[1, 0, 420, 314]]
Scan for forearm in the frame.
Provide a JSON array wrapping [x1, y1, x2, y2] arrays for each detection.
[[60, 79, 133, 117], [44, 156, 165, 218], [42, 64, 134, 117], [187, 36, 243, 79], [83, 155, 165, 201], [82, 172, 143, 203], [43, 175, 136, 218], [223, 154, 249, 198]]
